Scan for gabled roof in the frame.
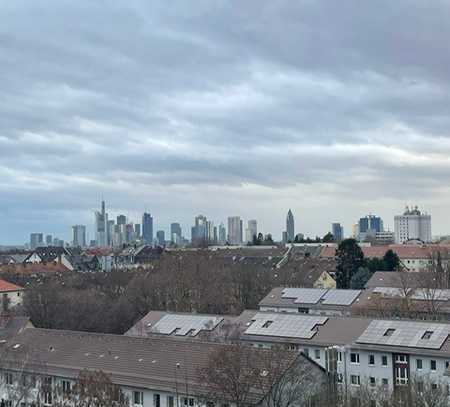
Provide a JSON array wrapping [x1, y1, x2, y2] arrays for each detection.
[[0, 328, 305, 403], [365, 271, 432, 289], [28, 246, 70, 263], [0, 279, 23, 292]]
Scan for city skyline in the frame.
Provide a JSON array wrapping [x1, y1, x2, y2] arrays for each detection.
[[2, 2, 450, 244], [17, 199, 437, 248]]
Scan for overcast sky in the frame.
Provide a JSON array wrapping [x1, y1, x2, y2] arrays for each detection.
[[1, 0, 450, 244]]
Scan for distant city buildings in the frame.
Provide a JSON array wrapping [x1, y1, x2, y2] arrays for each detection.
[[331, 223, 344, 242], [95, 200, 108, 247], [245, 219, 258, 243], [395, 205, 432, 244], [30, 233, 43, 250], [358, 214, 383, 241], [218, 223, 226, 245], [286, 209, 295, 242], [156, 230, 165, 246], [170, 223, 182, 245], [227, 216, 243, 245], [72, 225, 86, 247], [142, 213, 153, 244]]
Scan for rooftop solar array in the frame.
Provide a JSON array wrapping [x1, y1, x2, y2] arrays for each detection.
[[373, 287, 409, 297], [281, 288, 361, 306], [356, 320, 450, 350], [151, 314, 223, 337], [244, 312, 328, 339], [410, 289, 450, 301], [321, 289, 361, 305], [282, 288, 328, 304]]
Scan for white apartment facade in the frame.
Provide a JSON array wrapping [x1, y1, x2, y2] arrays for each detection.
[[395, 206, 432, 244]]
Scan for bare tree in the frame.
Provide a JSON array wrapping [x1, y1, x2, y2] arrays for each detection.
[[54, 370, 129, 407]]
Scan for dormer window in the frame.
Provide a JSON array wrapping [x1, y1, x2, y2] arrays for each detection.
[[422, 331, 433, 340], [383, 329, 395, 337], [262, 321, 273, 328]]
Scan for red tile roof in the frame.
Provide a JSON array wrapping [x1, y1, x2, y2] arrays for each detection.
[[321, 244, 450, 260], [0, 279, 23, 292]]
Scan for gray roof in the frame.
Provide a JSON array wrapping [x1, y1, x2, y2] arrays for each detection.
[[0, 327, 305, 403], [365, 271, 433, 289], [259, 287, 361, 310], [0, 315, 31, 341]]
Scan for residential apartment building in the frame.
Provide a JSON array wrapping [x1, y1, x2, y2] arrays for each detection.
[[127, 309, 450, 404], [0, 279, 24, 309], [0, 327, 326, 407], [395, 205, 432, 244]]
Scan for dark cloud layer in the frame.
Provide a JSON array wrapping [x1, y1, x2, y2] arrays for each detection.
[[1, 0, 450, 243]]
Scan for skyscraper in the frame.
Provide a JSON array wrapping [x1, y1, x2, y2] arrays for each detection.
[[227, 216, 243, 245], [358, 215, 383, 241], [331, 223, 344, 242], [134, 224, 141, 239], [30, 233, 44, 250], [170, 223, 182, 243], [286, 210, 295, 242], [72, 225, 86, 247], [156, 230, 165, 246], [191, 215, 208, 246], [245, 220, 258, 243], [116, 215, 127, 226], [395, 206, 432, 244], [218, 223, 226, 245], [45, 234, 53, 246], [95, 200, 108, 247], [142, 213, 153, 245]]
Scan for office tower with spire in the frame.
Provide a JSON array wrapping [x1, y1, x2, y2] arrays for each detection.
[[286, 209, 295, 242], [95, 200, 108, 247]]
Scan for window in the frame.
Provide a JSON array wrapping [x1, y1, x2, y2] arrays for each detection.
[[183, 398, 195, 407], [154, 394, 160, 407], [44, 391, 53, 406], [395, 354, 407, 363], [298, 307, 309, 314], [5, 402, 12, 407], [369, 354, 375, 366], [382, 378, 388, 386], [432, 383, 438, 390], [5, 372, 13, 385], [62, 380, 71, 394], [133, 391, 143, 405], [337, 373, 343, 383], [422, 331, 434, 340], [314, 349, 321, 360], [167, 396, 174, 407], [446, 361, 450, 369], [350, 353, 360, 364], [370, 400, 376, 407], [384, 328, 395, 337], [262, 320, 273, 328], [431, 360, 437, 371], [381, 356, 388, 366], [338, 352, 343, 363], [369, 377, 376, 387], [350, 375, 360, 386], [303, 348, 309, 357], [416, 359, 423, 370]]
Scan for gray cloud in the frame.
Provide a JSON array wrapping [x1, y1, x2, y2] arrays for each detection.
[[1, 0, 450, 243]]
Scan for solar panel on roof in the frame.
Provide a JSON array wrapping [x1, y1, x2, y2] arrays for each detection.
[[244, 312, 328, 339], [373, 287, 409, 297], [356, 320, 450, 350], [410, 289, 450, 301], [151, 314, 223, 336], [321, 289, 361, 305], [282, 288, 328, 304]]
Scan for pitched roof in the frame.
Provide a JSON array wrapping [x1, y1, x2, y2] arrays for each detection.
[[365, 271, 432, 289], [320, 244, 450, 260], [0, 263, 71, 275], [0, 278, 23, 292], [0, 328, 303, 402]]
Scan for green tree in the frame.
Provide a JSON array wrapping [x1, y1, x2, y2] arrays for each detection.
[[383, 249, 400, 271], [366, 257, 386, 274], [335, 239, 365, 289], [350, 267, 373, 289], [322, 232, 334, 243]]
